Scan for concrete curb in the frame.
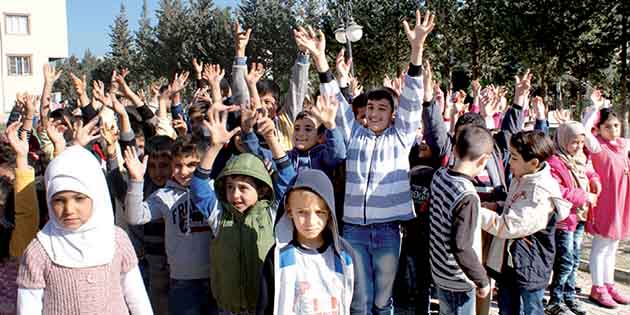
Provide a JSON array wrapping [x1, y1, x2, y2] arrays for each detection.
[[579, 259, 630, 284]]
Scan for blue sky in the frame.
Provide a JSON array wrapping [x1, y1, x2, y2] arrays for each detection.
[[67, 0, 239, 57]]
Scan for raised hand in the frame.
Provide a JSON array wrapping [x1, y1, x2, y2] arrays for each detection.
[[479, 85, 499, 117], [255, 117, 277, 142], [308, 94, 339, 129], [92, 80, 110, 105], [204, 107, 241, 147], [423, 61, 433, 102], [169, 71, 190, 95], [69, 72, 87, 97], [402, 10, 435, 65], [203, 64, 225, 86], [5, 121, 29, 159], [531, 96, 546, 120], [46, 118, 67, 152], [471, 79, 481, 98], [514, 69, 533, 107], [22, 93, 37, 117], [240, 102, 261, 134], [123, 146, 148, 181], [294, 26, 326, 71], [101, 123, 119, 157], [233, 22, 252, 57], [192, 58, 204, 79], [245, 62, 265, 86], [43, 64, 62, 84], [336, 49, 352, 85], [173, 118, 188, 136], [349, 76, 363, 97], [553, 109, 571, 123], [72, 117, 100, 147]]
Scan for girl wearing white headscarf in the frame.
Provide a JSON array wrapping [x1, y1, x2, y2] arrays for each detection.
[[16, 146, 153, 315]]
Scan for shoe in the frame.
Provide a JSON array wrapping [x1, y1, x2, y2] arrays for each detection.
[[565, 299, 586, 315], [589, 285, 618, 309], [544, 303, 575, 315], [605, 283, 630, 305]]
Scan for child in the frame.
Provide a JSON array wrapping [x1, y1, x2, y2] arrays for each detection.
[[189, 108, 295, 314], [124, 136, 216, 315], [429, 125, 492, 315], [546, 122, 600, 315], [257, 168, 366, 315], [479, 131, 571, 315], [296, 11, 435, 313], [17, 145, 152, 314], [242, 95, 346, 177], [582, 107, 630, 308]]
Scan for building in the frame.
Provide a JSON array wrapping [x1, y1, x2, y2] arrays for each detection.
[[0, 0, 68, 117]]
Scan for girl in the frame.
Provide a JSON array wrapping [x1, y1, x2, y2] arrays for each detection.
[[16, 145, 153, 314], [546, 122, 600, 315], [583, 107, 630, 308]]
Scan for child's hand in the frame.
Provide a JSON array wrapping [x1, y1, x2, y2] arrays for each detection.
[[233, 22, 252, 57], [590, 180, 602, 196], [531, 96, 546, 120], [101, 123, 119, 157], [403, 10, 435, 65], [46, 118, 67, 149], [69, 72, 87, 97], [335, 48, 352, 86], [173, 118, 188, 136], [169, 71, 190, 95], [245, 62, 265, 86], [5, 121, 29, 159], [256, 117, 276, 142], [204, 107, 241, 147], [588, 193, 599, 207], [514, 69, 532, 108], [203, 64, 225, 87], [308, 94, 339, 129], [43, 63, 62, 84], [294, 26, 327, 71], [123, 146, 148, 182], [241, 104, 260, 134], [476, 284, 490, 298], [192, 58, 204, 79], [73, 117, 101, 147]]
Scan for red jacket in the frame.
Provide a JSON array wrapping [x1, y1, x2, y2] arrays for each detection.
[[547, 155, 600, 231]]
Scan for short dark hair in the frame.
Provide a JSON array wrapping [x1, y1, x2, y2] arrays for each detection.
[[172, 136, 201, 159], [367, 89, 395, 111], [597, 108, 619, 128], [454, 125, 494, 161], [295, 111, 326, 135], [352, 93, 367, 111], [256, 79, 280, 102], [510, 130, 554, 162], [454, 112, 486, 136], [145, 135, 175, 157]]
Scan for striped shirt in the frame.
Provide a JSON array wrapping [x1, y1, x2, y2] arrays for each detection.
[[321, 74, 423, 225], [429, 168, 483, 291]]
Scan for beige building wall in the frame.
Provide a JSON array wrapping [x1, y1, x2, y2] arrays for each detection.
[[0, 0, 68, 117]]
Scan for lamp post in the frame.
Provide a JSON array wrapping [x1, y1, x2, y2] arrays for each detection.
[[334, 0, 362, 77]]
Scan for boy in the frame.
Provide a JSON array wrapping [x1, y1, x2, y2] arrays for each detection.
[[189, 108, 295, 314], [429, 125, 493, 315], [257, 168, 366, 315], [480, 130, 571, 315], [124, 136, 216, 315], [296, 11, 435, 313], [242, 95, 346, 178]]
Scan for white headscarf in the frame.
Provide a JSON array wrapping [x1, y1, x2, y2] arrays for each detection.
[[37, 145, 115, 268]]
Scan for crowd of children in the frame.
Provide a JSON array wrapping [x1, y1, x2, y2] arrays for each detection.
[[2, 9, 630, 315]]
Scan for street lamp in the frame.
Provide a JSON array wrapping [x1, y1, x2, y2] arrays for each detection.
[[334, 1, 362, 76]]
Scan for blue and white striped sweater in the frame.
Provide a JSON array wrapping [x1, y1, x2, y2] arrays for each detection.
[[321, 74, 424, 225]]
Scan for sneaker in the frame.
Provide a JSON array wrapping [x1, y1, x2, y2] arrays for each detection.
[[589, 285, 618, 309], [565, 299, 586, 315], [545, 303, 575, 315], [605, 283, 630, 305]]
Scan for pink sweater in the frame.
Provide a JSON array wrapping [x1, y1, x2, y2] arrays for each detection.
[[17, 227, 137, 315], [587, 137, 630, 240]]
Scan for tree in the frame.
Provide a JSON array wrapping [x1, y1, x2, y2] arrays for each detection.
[[153, 0, 193, 77], [134, 0, 157, 86], [108, 2, 135, 71]]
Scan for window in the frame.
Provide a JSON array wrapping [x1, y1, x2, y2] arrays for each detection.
[[8, 56, 32, 75], [5, 15, 29, 35]]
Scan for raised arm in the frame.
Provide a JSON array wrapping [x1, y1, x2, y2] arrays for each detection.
[[421, 63, 450, 159], [285, 34, 312, 121], [582, 106, 602, 153], [123, 147, 166, 224], [231, 22, 252, 107], [308, 94, 346, 167]]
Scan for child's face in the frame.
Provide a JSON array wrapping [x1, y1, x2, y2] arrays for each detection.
[[136, 135, 146, 157], [260, 93, 277, 118], [171, 154, 200, 186], [509, 146, 540, 178], [366, 98, 394, 134], [598, 117, 621, 141], [287, 190, 330, 246], [225, 176, 259, 212], [148, 153, 173, 187], [564, 134, 585, 156], [50, 191, 93, 231], [293, 117, 319, 151]]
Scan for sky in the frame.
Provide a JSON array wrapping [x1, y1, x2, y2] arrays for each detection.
[[67, 0, 239, 58]]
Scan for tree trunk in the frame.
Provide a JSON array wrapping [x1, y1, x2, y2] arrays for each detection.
[[621, 14, 629, 137]]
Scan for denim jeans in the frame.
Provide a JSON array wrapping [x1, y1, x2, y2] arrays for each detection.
[[549, 229, 575, 305], [566, 222, 585, 298], [343, 222, 401, 315], [168, 278, 217, 315], [436, 288, 475, 315], [497, 282, 544, 315]]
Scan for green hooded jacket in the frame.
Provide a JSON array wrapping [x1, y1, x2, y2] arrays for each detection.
[[211, 153, 276, 312]]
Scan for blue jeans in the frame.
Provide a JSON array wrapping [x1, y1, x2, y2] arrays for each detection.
[[138, 257, 151, 297], [343, 222, 401, 315], [436, 288, 475, 315], [168, 278, 217, 315], [566, 222, 585, 298], [549, 230, 575, 305], [497, 282, 544, 315]]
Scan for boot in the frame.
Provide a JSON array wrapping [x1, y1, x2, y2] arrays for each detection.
[[589, 285, 617, 309], [605, 283, 630, 305]]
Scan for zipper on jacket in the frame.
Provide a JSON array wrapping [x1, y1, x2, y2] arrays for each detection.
[[363, 138, 378, 225]]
